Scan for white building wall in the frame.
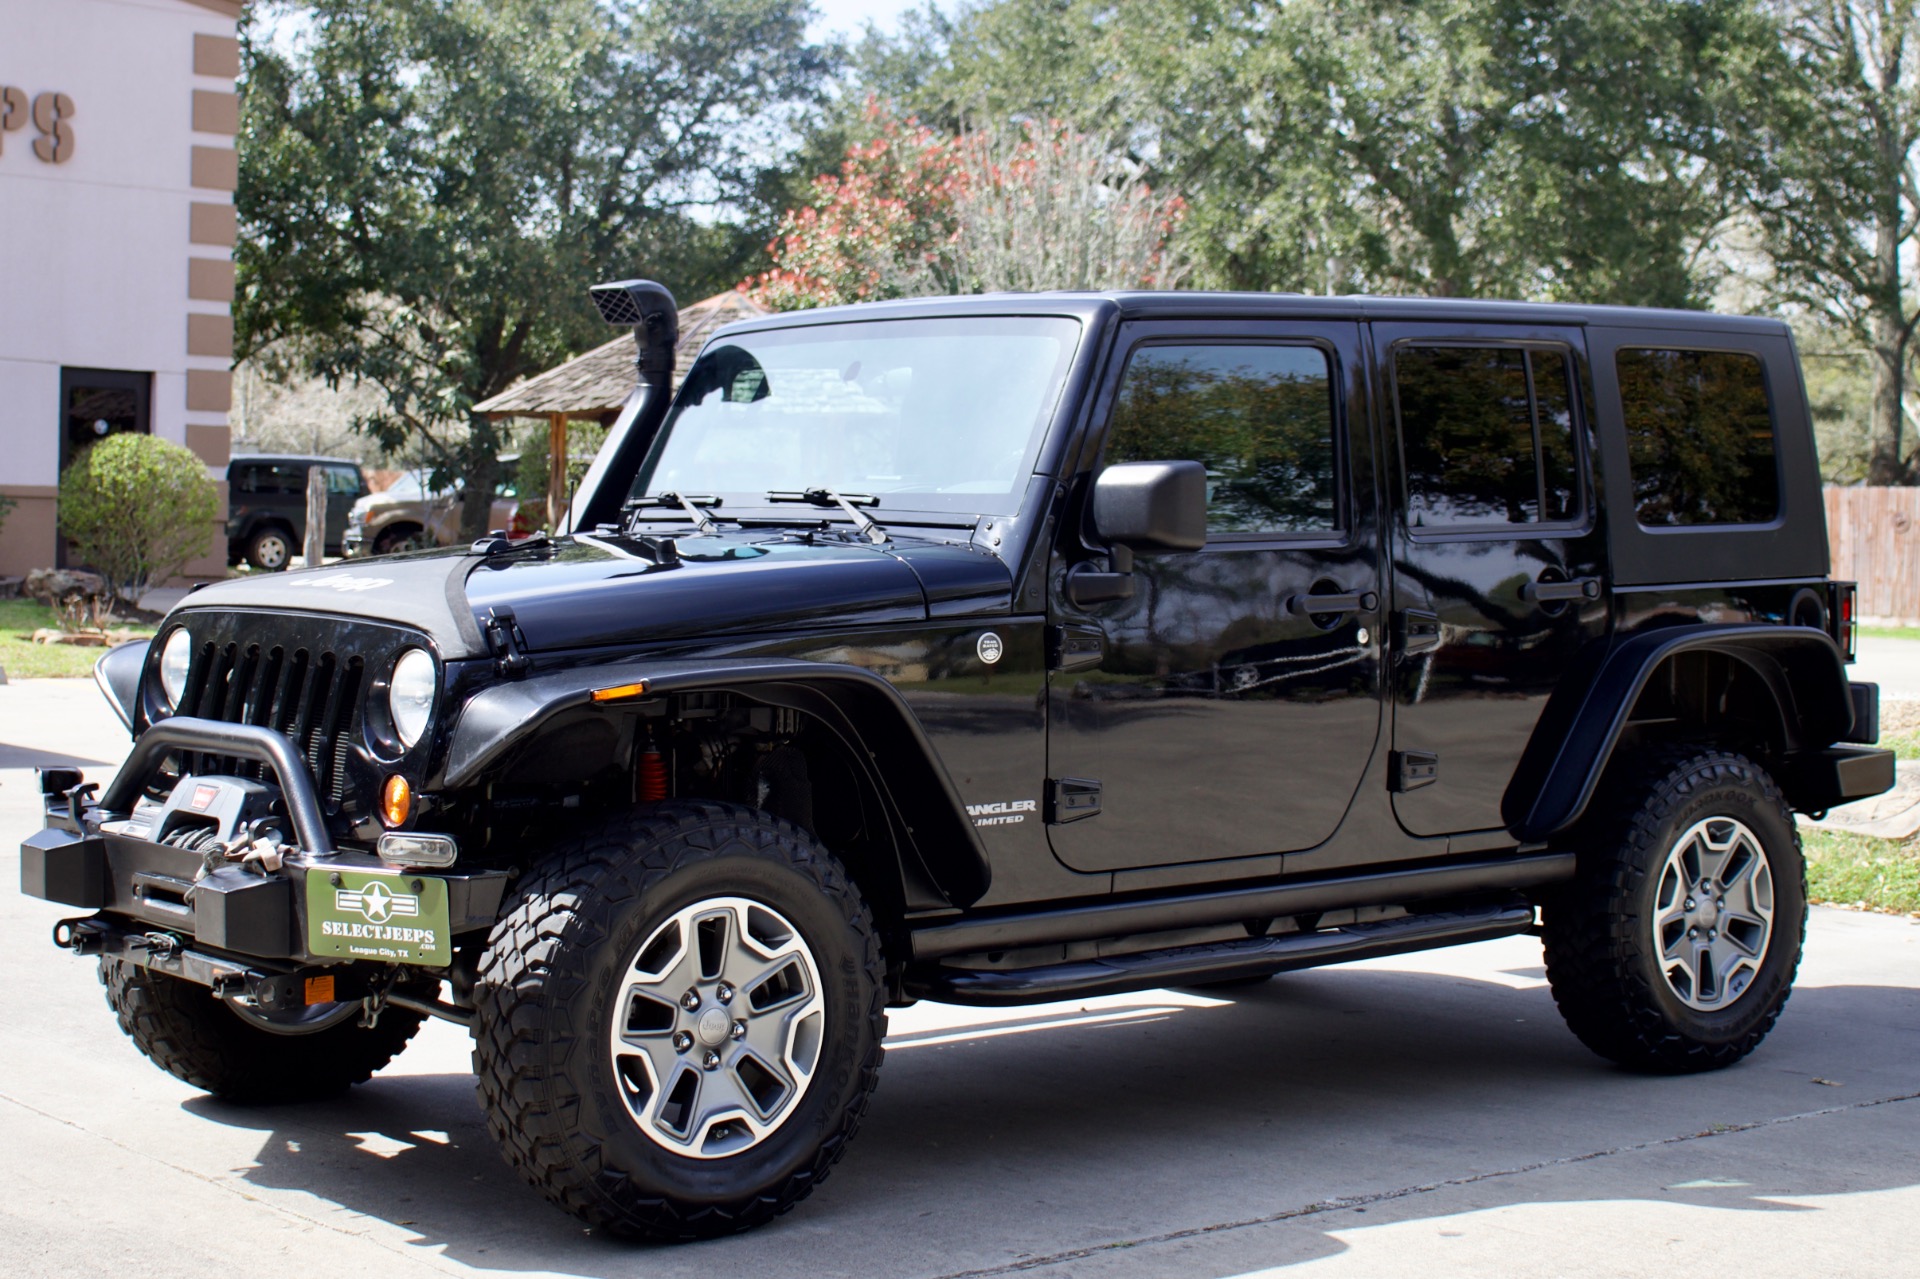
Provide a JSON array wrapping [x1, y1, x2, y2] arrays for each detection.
[[0, 0, 239, 578]]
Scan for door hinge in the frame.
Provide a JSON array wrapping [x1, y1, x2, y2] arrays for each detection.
[[484, 605, 531, 679], [1046, 777, 1102, 823], [1048, 624, 1105, 672], [1398, 609, 1441, 654], [1391, 750, 1439, 792]]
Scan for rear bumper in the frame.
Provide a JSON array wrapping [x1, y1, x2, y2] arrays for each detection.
[[1785, 745, 1897, 813]]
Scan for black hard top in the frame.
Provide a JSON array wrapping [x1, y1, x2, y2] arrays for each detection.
[[228, 453, 364, 467], [707, 290, 1791, 339]]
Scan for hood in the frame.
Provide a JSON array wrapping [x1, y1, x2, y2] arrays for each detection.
[[171, 530, 1013, 660]]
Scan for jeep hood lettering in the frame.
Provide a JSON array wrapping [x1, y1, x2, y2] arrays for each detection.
[[171, 533, 1012, 659]]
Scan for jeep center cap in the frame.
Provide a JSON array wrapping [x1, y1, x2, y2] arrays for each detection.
[[696, 1006, 732, 1046]]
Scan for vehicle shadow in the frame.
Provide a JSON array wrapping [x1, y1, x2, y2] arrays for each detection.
[[183, 966, 1920, 1278], [0, 743, 113, 769]]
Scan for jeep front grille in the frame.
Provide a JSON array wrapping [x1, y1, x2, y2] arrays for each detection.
[[176, 641, 366, 803]]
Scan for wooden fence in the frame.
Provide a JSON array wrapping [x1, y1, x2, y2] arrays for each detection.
[[1825, 486, 1920, 623]]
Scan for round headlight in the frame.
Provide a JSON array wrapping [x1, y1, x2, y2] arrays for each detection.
[[388, 648, 437, 749], [158, 629, 193, 709]]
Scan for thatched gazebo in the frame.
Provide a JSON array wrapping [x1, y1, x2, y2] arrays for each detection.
[[475, 289, 770, 530]]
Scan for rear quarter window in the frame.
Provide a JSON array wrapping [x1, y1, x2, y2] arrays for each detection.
[[1617, 348, 1779, 527]]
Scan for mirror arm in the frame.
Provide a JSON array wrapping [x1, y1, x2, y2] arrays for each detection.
[[1065, 559, 1136, 607], [1109, 543, 1134, 575]]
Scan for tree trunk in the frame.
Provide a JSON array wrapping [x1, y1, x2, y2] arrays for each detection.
[[457, 418, 502, 542], [1868, 203, 1909, 484], [303, 464, 326, 569], [1868, 309, 1907, 484]]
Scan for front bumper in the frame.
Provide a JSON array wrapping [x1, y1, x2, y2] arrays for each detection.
[[21, 715, 505, 990]]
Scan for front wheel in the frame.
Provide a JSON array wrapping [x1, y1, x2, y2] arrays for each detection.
[[471, 802, 886, 1240], [100, 960, 424, 1102], [1542, 750, 1806, 1073]]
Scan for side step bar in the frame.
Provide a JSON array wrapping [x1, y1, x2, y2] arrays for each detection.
[[909, 851, 1573, 961], [907, 903, 1537, 1007]]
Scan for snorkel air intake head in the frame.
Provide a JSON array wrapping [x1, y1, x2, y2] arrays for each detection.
[[590, 279, 679, 388]]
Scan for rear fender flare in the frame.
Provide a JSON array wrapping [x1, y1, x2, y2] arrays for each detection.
[[439, 658, 991, 907], [1504, 624, 1852, 840]]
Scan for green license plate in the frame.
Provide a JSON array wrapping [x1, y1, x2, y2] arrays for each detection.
[[306, 868, 452, 966]]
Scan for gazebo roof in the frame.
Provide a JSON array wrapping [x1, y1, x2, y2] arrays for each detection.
[[475, 289, 771, 418]]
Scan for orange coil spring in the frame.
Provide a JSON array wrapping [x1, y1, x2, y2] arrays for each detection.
[[639, 746, 668, 803]]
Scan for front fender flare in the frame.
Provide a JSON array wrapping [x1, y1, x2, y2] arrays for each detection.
[[439, 657, 991, 907], [1504, 624, 1853, 841]]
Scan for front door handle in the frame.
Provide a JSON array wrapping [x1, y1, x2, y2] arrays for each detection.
[[1287, 589, 1379, 617], [1521, 576, 1601, 604]]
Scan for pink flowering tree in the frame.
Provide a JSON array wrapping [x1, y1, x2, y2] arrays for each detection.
[[749, 104, 1188, 309]]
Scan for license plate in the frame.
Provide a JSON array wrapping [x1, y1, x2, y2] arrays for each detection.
[[306, 868, 452, 966]]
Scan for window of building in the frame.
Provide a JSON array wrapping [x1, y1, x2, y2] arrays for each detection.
[[1617, 348, 1778, 527], [1106, 343, 1339, 536], [1394, 345, 1581, 530]]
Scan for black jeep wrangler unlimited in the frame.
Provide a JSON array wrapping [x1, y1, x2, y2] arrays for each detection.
[[22, 282, 1896, 1240]]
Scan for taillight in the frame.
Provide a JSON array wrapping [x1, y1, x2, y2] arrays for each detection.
[[509, 507, 533, 538], [1832, 580, 1858, 662]]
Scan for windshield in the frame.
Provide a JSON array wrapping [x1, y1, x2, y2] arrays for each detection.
[[629, 315, 1081, 519]]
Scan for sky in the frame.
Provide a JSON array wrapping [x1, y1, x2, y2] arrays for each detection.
[[807, 0, 943, 42]]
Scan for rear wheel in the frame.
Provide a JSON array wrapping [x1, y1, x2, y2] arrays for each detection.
[[1542, 750, 1806, 1073], [244, 525, 293, 571], [471, 801, 886, 1241], [100, 959, 424, 1102]]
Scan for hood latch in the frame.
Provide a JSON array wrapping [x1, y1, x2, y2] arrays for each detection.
[[484, 605, 531, 678]]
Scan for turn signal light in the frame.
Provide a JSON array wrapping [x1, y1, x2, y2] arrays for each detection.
[[381, 774, 412, 827], [591, 680, 649, 702]]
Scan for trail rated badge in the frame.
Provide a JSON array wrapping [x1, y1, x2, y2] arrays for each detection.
[[307, 868, 451, 966]]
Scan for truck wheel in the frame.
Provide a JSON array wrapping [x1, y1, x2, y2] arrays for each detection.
[[372, 525, 429, 556], [245, 525, 293, 571], [471, 801, 886, 1241], [100, 959, 424, 1102], [1542, 750, 1806, 1073]]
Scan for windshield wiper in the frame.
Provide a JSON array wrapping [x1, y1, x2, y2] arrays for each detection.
[[767, 488, 887, 544], [624, 492, 724, 536]]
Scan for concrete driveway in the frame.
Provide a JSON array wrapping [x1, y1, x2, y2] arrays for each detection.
[[2, 678, 1918, 1278]]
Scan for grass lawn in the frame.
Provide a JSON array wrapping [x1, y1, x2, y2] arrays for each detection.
[[1803, 828, 1920, 916], [1859, 625, 1920, 641], [0, 598, 154, 679]]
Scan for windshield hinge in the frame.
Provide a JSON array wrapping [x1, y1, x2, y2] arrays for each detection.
[[484, 605, 531, 679]]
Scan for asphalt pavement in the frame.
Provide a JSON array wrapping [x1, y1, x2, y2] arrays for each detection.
[[1, 677, 1917, 1279]]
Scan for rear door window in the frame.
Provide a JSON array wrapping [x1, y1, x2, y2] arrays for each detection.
[[1616, 348, 1778, 527], [1393, 345, 1583, 530]]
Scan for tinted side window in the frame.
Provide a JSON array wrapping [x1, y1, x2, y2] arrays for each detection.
[[1107, 344, 1338, 536], [1395, 345, 1580, 529], [1617, 348, 1778, 527], [230, 463, 259, 494], [324, 465, 362, 495]]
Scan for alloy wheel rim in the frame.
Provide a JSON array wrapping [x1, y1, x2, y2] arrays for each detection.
[[609, 895, 826, 1159], [1650, 816, 1775, 1012], [257, 535, 287, 568]]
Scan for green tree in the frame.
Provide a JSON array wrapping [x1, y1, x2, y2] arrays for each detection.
[[58, 435, 220, 603], [1749, 1, 1920, 483], [237, 0, 834, 536], [844, 0, 1768, 304]]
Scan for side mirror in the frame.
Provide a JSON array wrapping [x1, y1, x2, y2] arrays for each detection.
[[1091, 460, 1208, 555], [1067, 461, 1207, 606]]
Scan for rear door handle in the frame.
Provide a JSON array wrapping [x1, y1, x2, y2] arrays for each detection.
[[1521, 576, 1601, 604], [1286, 589, 1379, 616]]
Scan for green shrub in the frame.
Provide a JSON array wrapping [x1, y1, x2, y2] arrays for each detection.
[[58, 434, 220, 600], [0, 492, 14, 538]]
